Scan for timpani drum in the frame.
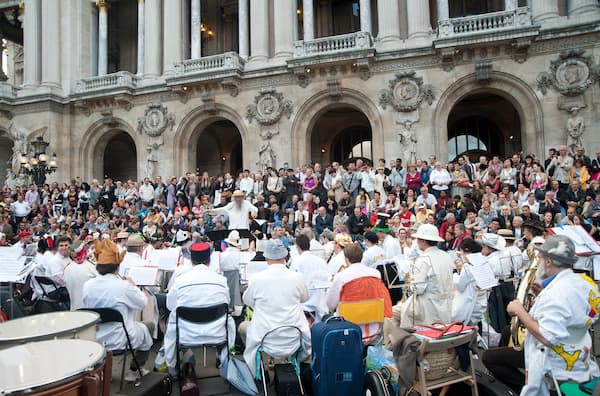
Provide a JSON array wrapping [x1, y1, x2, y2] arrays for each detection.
[[0, 339, 109, 395], [0, 311, 100, 350]]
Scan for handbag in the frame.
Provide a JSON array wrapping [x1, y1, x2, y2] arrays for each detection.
[[219, 354, 259, 395]]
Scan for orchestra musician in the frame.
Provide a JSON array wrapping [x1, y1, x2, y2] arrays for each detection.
[[507, 235, 600, 396]]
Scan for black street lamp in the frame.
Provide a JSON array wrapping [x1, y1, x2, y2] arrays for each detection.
[[19, 136, 58, 186]]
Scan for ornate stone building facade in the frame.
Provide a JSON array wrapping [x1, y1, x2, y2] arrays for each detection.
[[0, 0, 599, 185]]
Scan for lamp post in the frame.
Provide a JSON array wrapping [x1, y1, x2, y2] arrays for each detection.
[[19, 136, 58, 186]]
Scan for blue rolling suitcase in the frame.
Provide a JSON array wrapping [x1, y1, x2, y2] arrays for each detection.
[[311, 316, 364, 396]]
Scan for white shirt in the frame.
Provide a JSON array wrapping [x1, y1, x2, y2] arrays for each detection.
[[360, 170, 375, 192], [63, 259, 98, 310], [361, 244, 386, 268], [119, 252, 149, 277], [213, 200, 258, 230], [429, 169, 451, 191], [139, 183, 155, 202], [83, 274, 153, 351], [164, 265, 235, 369], [521, 270, 600, 396], [382, 234, 400, 260], [243, 264, 311, 376], [220, 248, 241, 272], [11, 201, 31, 217], [289, 251, 330, 319], [416, 194, 437, 209], [240, 177, 254, 194], [326, 263, 381, 312], [327, 251, 346, 275]]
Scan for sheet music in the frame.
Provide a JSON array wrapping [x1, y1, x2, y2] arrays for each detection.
[[0, 247, 27, 282], [465, 253, 498, 290], [550, 226, 600, 254], [127, 266, 159, 286], [149, 248, 180, 271]]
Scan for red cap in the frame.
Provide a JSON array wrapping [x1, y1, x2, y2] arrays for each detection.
[[190, 242, 211, 264]]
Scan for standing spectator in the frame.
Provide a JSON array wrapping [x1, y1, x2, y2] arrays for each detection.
[[547, 145, 573, 191], [429, 161, 452, 197]]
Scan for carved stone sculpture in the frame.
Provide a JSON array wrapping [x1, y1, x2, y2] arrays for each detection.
[[379, 71, 435, 112], [398, 120, 417, 165], [537, 50, 599, 96], [137, 103, 175, 137], [566, 107, 585, 155], [246, 88, 293, 125]]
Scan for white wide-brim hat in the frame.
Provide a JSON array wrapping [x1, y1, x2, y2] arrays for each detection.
[[225, 230, 240, 246], [412, 224, 444, 242], [481, 233, 507, 251]]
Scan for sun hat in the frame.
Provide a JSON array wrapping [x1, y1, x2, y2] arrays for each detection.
[[94, 238, 125, 265], [334, 233, 353, 248], [225, 230, 240, 247], [264, 239, 289, 260], [481, 233, 507, 251], [412, 224, 444, 242]]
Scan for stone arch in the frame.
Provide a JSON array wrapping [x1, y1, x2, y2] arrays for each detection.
[[173, 103, 248, 175], [433, 71, 544, 161], [290, 88, 385, 166], [80, 117, 141, 181]]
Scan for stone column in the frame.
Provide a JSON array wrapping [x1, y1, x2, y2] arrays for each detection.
[[249, 0, 269, 63], [41, 0, 60, 88], [376, 0, 401, 49], [144, 0, 162, 78], [0, 32, 6, 82], [274, 0, 294, 59], [568, 0, 600, 17], [191, 0, 201, 59], [437, 0, 450, 20], [407, 0, 432, 40], [292, 0, 299, 41], [137, 0, 145, 74], [505, 0, 518, 10], [223, 14, 234, 52], [163, 0, 182, 76], [532, 0, 559, 22], [359, 0, 372, 33], [302, 0, 314, 40], [238, 0, 249, 58], [96, 0, 108, 76], [23, 0, 41, 86]]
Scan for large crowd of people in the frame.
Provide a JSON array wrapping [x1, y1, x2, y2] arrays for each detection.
[[1, 144, 600, 395]]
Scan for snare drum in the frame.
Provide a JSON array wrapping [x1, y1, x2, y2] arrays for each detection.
[[0, 339, 109, 395], [0, 311, 100, 350]]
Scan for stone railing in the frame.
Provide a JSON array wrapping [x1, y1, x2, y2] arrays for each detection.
[[74, 71, 138, 94], [173, 52, 245, 77], [294, 31, 372, 58], [438, 7, 532, 38], [0, 82, 18, 99]]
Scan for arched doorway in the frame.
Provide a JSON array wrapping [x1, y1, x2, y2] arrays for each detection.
[[195, 120, 242, 176], [447, 93, 521, 162], [0, 134, 14, 187], [310, 107, 372, 165], [103, 132, 137, 181]]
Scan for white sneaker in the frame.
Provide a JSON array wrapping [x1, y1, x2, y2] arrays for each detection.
[[124, 368, 150, 382]]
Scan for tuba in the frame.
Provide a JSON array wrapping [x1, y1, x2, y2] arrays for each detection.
[[509, 250, 540, 350]]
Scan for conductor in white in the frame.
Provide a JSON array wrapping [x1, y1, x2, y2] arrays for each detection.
[[211, 190, 258, 230]]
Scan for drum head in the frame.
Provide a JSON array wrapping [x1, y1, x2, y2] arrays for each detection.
[[0, 311, 99, 344], [0, 339, 105, 393]]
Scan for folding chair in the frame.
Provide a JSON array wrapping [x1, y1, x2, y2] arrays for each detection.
[[256, 325, 305, 396], [79, 307, 142, 391], [175, 303, 230, 395], [338, 298, 385, 345], [408, 330, 479, 396]]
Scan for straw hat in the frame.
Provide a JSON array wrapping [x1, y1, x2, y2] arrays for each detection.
[[127, 234, 146, 247], [334, 233, 353, 248], [232, 190, 245, 198], [412, 224, 444, 242]]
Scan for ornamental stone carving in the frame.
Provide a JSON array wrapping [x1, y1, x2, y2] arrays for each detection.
[[137, 103, 175, 137], [379, 71, 435, 112], [537, 50, 599, 97], [246, 88, 293, 125]]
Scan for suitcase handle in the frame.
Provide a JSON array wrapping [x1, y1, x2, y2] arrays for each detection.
[[325, 315, 345, 324]]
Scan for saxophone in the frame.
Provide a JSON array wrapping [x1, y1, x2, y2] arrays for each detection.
[[510, 249, 540, 350]]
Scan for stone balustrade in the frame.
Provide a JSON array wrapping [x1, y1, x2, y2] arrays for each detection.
[[74, 71, 138, 94], [294, 31, 373, 58], [173, 52, 245, 77], [438, 7, 533, 38], [0, 82, 18, 99]]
